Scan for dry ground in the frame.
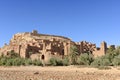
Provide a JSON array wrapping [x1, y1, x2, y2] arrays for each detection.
[[0, 66, 120, 80]]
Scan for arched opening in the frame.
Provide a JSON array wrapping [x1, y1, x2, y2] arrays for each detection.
[[41, 55, 45, 60]]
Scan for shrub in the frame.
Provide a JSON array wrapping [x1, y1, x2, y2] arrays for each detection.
[[62, 57, 69, 66], [105, 53, 115, 64], [32, 59, 42, 66], [114, 46, 120, 55], [112, 55, 120, 66], [49, 57, 70, 66], [19, 58, 25, 65], [12, 58, 22, 66], [24, 58, 32, 66], [90, 57, 101, 67], [5, 59, 13, 66], [0, 52, 43, 66], [77, 53, 94, 65], [0, 57, 7, 65], [49, 57, 64, 66], [56, 59, 63, 66], [91, 56, 111, 67], [49, 58, 57, 66], [101, 58, 111, 66]]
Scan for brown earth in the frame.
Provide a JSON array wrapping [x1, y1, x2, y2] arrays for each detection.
[[0, 66, 120, 80]]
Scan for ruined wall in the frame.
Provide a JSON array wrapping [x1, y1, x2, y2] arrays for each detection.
[[76, 41, 107, 57], [76, 41, 96, 54], [93, 41, 107, 57]]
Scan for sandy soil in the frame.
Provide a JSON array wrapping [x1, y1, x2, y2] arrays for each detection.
[[0, 66, 120, 80]]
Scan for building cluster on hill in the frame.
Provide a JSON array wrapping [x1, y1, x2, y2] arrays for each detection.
[[0, 30, 115, 62]]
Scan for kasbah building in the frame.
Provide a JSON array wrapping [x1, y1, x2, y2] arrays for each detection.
[[0, 30, 115, 63]]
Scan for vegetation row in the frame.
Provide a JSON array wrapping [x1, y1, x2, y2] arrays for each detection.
[[0, 46, 120, 68]]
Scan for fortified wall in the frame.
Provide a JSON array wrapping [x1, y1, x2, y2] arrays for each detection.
[[0, 30, 111, 62]]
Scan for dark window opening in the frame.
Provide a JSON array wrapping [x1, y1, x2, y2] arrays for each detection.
[[32, 43, 35, 45], [41, 55, 45, 60], [7, 52, 9, 55], [61, 49, 64, 55], [30, 49, 33, 51]]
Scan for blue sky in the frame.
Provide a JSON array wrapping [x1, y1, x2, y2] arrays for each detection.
[[0, 0, 120, 47]]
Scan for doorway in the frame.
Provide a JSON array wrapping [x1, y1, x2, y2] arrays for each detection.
[[41, 55, 45, 60]]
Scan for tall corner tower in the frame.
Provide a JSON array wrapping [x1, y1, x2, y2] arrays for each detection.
[[100, 41, 107, 54]]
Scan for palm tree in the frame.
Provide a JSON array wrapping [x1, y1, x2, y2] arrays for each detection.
[[70, 45, 79, 65]]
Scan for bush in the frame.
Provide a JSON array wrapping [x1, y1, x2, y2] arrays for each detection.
[[49, 57, 69, 66], [32, 59, 42, 66], [62, 57, 69, 66], [105, 53, 115, 64], [49, 58, 63, 66], [91, 56, 111, 67], [56, 59, 63, 66], [0, 57, 7, 65], [5, 59, 13, 66], [12, 58, 23, 66], [90, 57, 101, 67], [101, 58, 111, 66], [24, 58, 33, 66], [49, 58, 57, 66], [0, 55, 43, 66], [114, 46, 120, 55], [77, 53, 94, 65], [112, 55, 120, 66]]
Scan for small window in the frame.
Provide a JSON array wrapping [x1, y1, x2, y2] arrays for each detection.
[[61, 49, 64, 55], [41, 55, 45, 60]]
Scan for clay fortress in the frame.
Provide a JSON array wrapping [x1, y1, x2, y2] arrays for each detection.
[[0, 30, 115, 62]]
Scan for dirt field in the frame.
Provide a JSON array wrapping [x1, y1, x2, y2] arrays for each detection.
[[0, 66, 120, 80]]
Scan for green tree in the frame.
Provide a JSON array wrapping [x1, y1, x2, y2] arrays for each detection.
[[91, 55, 111, 67], [107, 47, 115, 54], [114, 46, 120, 56], [77, 53, 94, 65], [112, 54, 120, 66], [70, 45, 79, 65]]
